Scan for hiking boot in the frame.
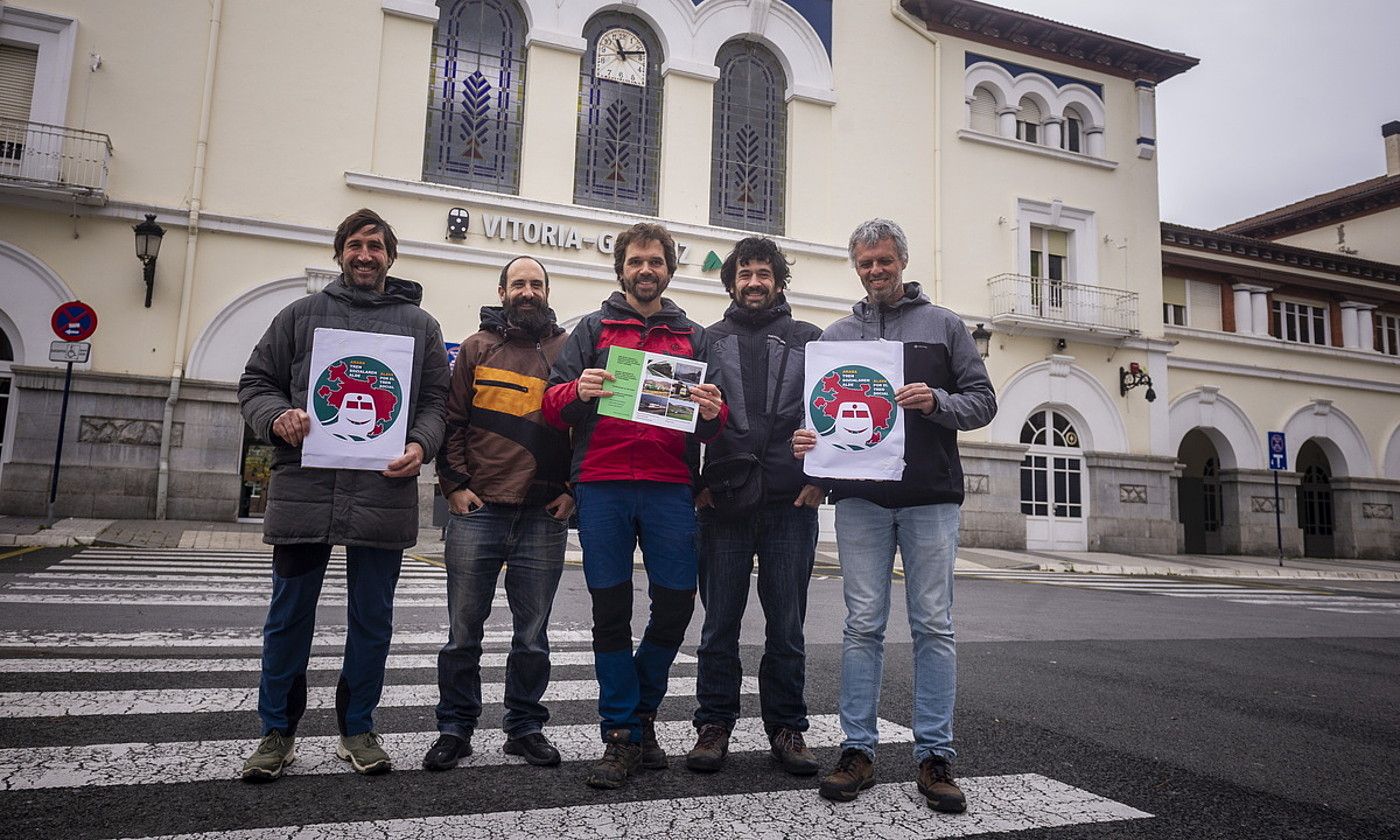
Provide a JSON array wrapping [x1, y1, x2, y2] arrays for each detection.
[[818, 748, 875, 802], [638, 713, 668, 769], [421, 732, 472, 771], [917, 755, 967, 813], [585, 729, 642, 789], [504, 732, 562, 767], [685, 723, 730, 773], [337, 732, 392, 775], [240, 731, 295, 782], [769, 727, 820, 776]]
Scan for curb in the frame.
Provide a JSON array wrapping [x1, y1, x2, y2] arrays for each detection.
[[1032, 563, 1400, 582]]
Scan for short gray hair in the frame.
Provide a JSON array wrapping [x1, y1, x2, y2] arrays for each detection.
[[847, 218, 909, 265]]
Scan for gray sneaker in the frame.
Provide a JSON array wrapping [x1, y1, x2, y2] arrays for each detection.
[[337, 732, 392, 775], [240, 732, 295, 782]]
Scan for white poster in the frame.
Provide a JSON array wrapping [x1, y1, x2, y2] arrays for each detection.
[[803, 340, 905, 481], [301, 328, 416, 471]]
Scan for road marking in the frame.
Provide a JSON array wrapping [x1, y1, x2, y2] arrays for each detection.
[[3, 581, 464, 595], [0, 593, 461, 607], [0, 714, 887, 790], [111, 773, 1150, 839], [0, 649, 695, 673], [0, 627, 596, 648], [0, 546, 43, 561], [0, 676, 746, 718], [41, 565, 446, 579]]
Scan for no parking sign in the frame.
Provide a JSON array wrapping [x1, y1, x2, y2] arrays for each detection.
[[51, 301, 99, 342]]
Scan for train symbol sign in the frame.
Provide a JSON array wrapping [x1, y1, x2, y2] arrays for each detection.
[[1267, 431, 1287, 471]]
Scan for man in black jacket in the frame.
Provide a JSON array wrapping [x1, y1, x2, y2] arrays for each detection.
[[685, 237, 824, 776]]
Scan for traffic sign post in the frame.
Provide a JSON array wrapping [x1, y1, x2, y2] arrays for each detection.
[[46, 303, 98, 522], [1267, 432, 1287, 567]]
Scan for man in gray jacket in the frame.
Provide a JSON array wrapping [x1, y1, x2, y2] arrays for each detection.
[[794, 219, 995, 813], [237, 208, 450, 781]]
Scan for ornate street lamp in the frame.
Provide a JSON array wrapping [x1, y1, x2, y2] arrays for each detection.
[[133, 213, 165, 308], [971, 323, 992, 359]]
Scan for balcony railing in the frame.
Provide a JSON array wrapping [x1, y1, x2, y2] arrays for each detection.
[[0, 118, 112, 204], [987, 273, 1139, 335]]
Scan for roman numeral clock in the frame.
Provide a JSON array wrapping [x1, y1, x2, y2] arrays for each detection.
[[596, 27, 647, 86]]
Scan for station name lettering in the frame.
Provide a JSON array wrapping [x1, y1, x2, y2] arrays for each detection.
[[479, 212, 691, 265]]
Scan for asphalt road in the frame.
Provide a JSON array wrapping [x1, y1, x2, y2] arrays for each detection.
[[1, 545, 1397, 839]]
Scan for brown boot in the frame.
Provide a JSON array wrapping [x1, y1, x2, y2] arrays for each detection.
[[818, 748, 875, 802], [685, 723, 730, 772], [768, 727, 819, 776], [585, 729, 642, 790], [638, 713, 668, 769], [917, 755, 967, 813]]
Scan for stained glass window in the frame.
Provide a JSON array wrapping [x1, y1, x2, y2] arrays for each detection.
[[574, 14, 663, 215], [710, 40, 786, 234], [423, 0, 525, 193]]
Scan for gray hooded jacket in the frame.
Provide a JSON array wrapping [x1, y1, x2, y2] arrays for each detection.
[[239, 276, 451, 548]]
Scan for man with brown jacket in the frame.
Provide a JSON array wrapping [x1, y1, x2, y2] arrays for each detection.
[[422, 255, 575, 771]]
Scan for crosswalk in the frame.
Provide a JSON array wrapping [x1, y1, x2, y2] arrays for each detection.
[[0, 546, 1156, 839], [959, 569, 1400, 615]]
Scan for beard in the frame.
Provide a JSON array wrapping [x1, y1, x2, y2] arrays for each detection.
[[506, 300, 550, 334]]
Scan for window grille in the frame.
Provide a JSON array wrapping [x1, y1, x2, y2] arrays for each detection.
[[423, 0, 526, 193], [1020, 410, 1082, 518], [710, 40, 786, 234], [574, 14, 663, 215]]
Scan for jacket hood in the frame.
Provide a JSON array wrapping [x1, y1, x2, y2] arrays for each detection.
[[478, 304, 564, 340], [324, 275, 424, 307], [850, 281, 929, 319], [602, 290, 687, 322]]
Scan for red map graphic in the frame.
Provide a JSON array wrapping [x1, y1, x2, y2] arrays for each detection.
[[813, 372, 895, 444], [317, 362, 398, 435]]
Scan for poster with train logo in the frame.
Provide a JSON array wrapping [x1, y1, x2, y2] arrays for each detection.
[[803, 341, 905, 480], [302, 328, 416, 470]]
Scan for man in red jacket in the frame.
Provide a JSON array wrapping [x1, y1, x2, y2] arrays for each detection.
[[543, 222, 726, 790]]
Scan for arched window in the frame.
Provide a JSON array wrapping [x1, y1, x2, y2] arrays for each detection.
[[574, 14, 663, 215], [1020, 409, 1082, 518], [1016, 97, 1042, 144], [1061, 105, 1086, 153], [710, 40, 787, 234], [968, 84, 998, 134], [423, 0, 526, 193]]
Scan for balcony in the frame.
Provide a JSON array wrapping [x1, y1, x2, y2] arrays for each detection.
[[986, 273, 1139, 337], [0, 119, 112, 205]]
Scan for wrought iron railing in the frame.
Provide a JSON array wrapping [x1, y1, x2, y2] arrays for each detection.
[[986, 273, 1139, 334], [0, 118, 112, 201]]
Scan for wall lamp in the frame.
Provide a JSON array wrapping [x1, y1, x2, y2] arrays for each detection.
[[1119, 362, 1156, 402], [971, 323, 992, 359], [133, 213, 166, 308]]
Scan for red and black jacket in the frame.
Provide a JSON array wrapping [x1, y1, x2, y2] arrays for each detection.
[[543, 292, 726, 486]]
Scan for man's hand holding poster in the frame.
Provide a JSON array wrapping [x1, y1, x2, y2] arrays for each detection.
[[302, 328, 416, 470], [802, 340, 905, 480]]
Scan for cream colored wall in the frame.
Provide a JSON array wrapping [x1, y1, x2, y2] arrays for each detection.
[[519, 42, 583, 204], [1272, 206, 1400, 266], [658, 72, 715, 226]]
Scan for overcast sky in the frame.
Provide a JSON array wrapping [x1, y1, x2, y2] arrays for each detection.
[[995, 0, 1400, 230]]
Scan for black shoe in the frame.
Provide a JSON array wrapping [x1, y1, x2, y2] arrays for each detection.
[[504, 732, 562, 767], [638, 713, 668, 770], [685, 722, 730, 773], [819, 748, 875, 802], [917, 755, 967, 813], [585, 729, 642, 789], [769, 727, 820, 776], [421, 733, 472, 771]]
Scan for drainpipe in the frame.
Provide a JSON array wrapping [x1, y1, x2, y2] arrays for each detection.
[[156, 0, 222, 519], [892, 1, 943, 302]]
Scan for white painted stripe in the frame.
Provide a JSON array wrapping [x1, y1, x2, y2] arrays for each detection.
[[0, 714, 885, 791], [0, 650, 696, 673], [3, 581, 460, 595], [0, 593, 461, 607], [0, 628, 596, 648], [19, 572, 443, 584], [0, 677, 748, 718], [1310, 607, 1394, 614], [113, 773, 1150, 839]]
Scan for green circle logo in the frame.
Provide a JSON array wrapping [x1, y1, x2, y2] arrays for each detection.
[[809, 365, 898, 452], [313, 357, 402, 442]]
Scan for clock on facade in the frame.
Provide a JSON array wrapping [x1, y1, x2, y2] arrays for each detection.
[[595, 27, 647, 86]]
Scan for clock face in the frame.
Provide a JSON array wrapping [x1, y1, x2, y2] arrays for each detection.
[[595, 27, 647, 87]]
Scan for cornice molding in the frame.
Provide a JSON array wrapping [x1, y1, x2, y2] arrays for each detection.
[[1161, 223, 1400, 286]]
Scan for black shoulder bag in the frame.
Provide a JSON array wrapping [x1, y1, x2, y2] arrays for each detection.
[[703, 323, 794, 519]]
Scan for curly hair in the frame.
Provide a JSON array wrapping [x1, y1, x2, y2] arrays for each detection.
[[719, 237, 793, 295]]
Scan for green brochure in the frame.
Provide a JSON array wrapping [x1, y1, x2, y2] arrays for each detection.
[[596, 346, 707, 433]]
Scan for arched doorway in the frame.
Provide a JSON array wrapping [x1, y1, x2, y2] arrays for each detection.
[[0, 325, 14, 488], [1177, 428, 1224, 554], [1020, 408, 1088, 550], [1295, 440, 1334, 558]]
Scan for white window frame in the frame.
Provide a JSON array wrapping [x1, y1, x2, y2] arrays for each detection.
[[1016, 199, 1098, 287], [1376, 312, 1400, 356], [1163, 302, 1187, 327], [1270, 297, 1330, 346], [0, 7, 75, 126]]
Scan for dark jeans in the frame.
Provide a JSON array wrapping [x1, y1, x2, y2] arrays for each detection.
[[694, 503, 818, 735], [435, 503, 567, 739], [257, 542, 402, 737]]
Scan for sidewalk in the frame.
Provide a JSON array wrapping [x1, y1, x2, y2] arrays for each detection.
[[5, 515, 1396, 580]]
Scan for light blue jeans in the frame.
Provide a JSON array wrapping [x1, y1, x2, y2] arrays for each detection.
[[835, 498, 960, 762]]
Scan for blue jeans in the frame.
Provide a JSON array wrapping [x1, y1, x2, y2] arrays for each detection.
[[436, 503, 567, 739], [695, 503, 817, 735], [258, 543, 402, 737], [834, 498, 960, 762], [575, 481, 698, 741]]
